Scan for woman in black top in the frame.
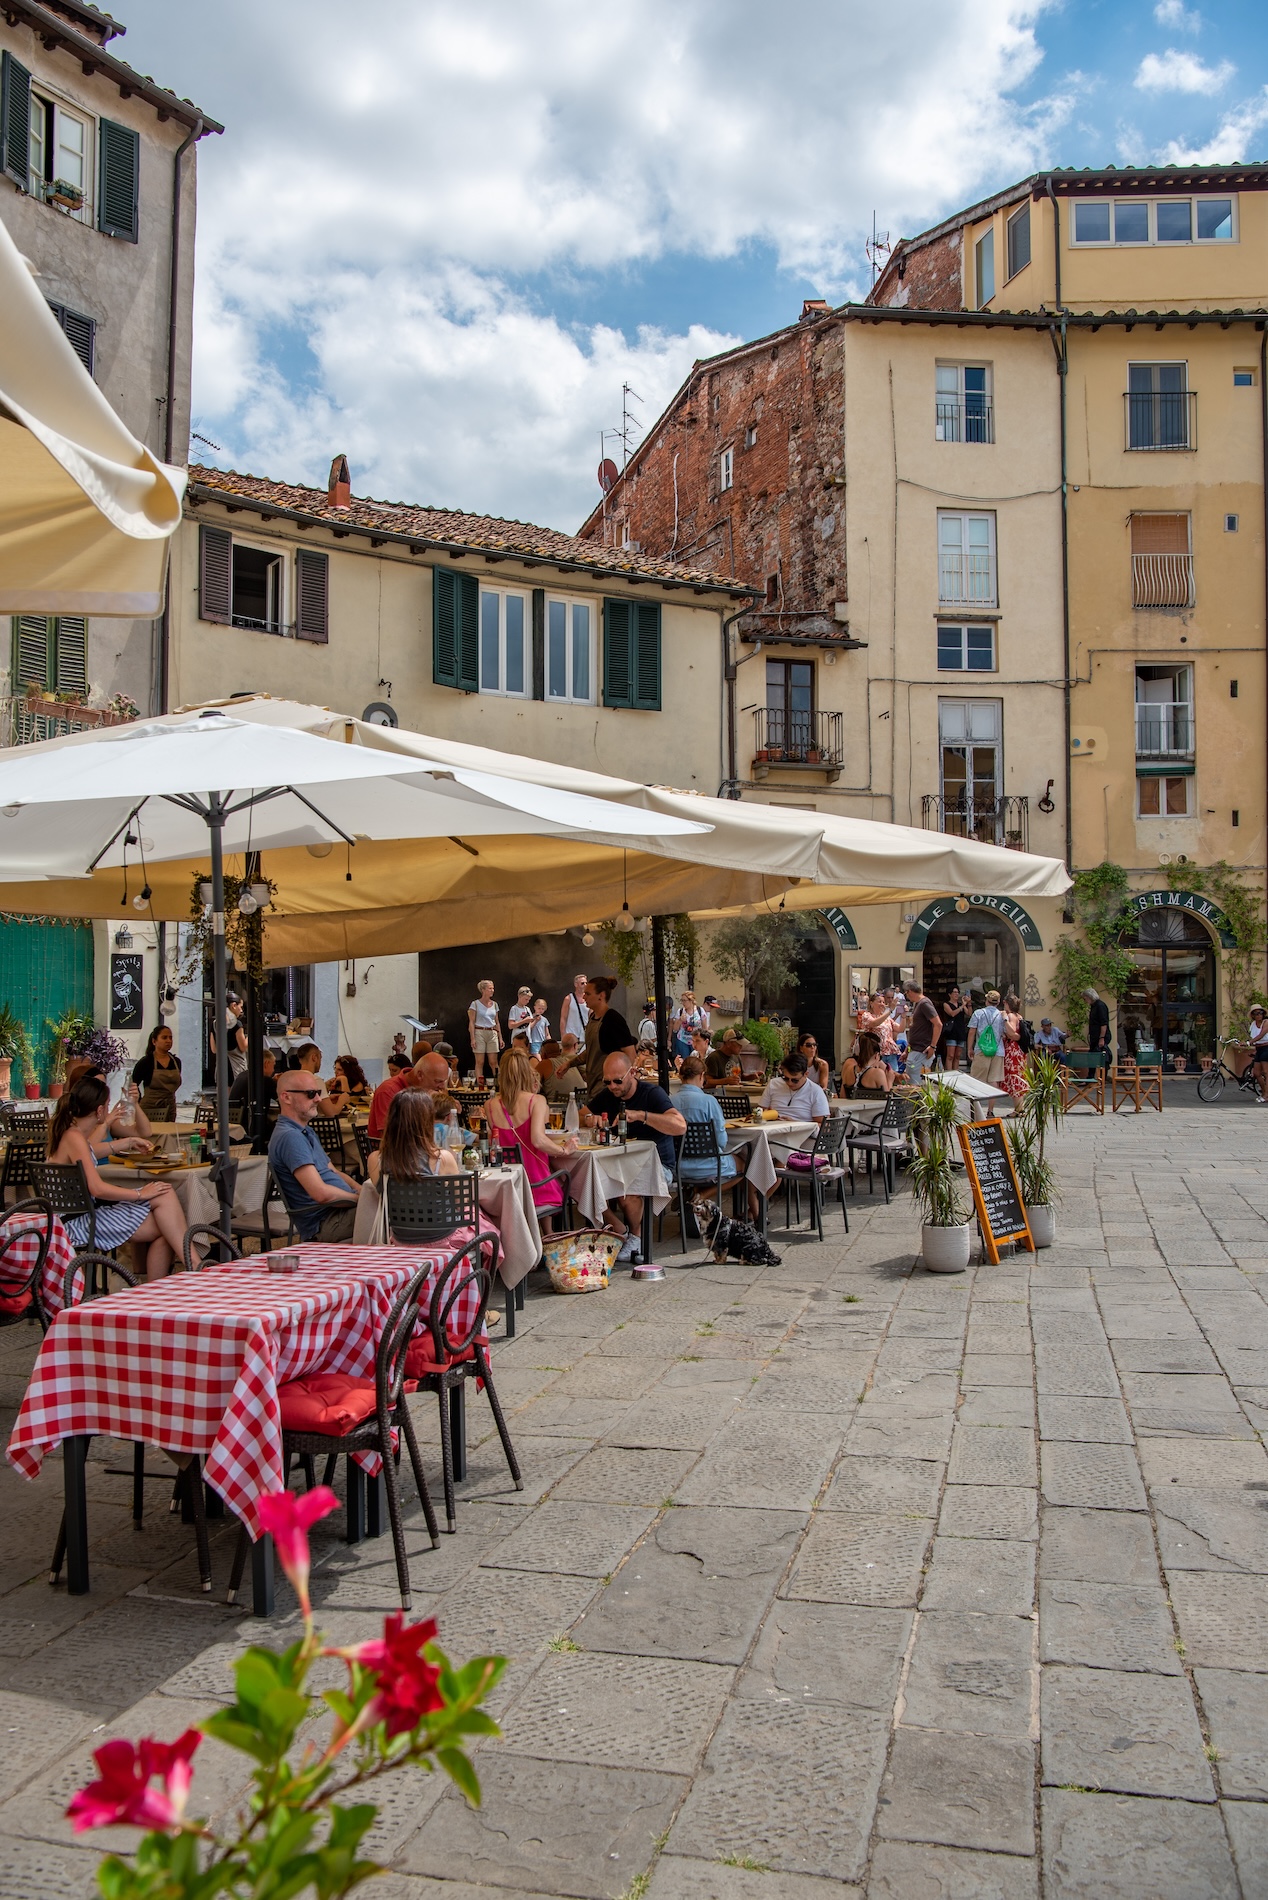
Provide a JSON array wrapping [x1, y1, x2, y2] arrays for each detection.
[[131, 1023, 182, 1121], [583, 976, 636, 1093], [941, 986, 971, 1071]]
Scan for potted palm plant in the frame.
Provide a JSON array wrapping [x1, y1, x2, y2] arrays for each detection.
[[1007, 1051, 1064, 1246], [45, 1008, 94, 1097], [909, 1077, 972, 1272]]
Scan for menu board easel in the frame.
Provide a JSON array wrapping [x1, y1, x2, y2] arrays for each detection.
[[957, 1118, 1034, 1263]]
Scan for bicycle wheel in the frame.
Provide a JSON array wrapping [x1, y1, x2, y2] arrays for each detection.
[[1197, 1066, 1225, 1102]]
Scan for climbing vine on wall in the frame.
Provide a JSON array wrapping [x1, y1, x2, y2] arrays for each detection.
[[1051, 862, 1139, 1043], [1164, 860, 1268, 1023]]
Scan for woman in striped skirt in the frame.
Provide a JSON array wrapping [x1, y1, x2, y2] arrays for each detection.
[[48, 1075, 193, 1279]]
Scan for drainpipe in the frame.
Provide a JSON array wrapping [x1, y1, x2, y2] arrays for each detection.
[[1261, 324, 1268, 986], [1046, 177, 1073, 879], [720, 599, 758, 798], [157, 116, 202, 714]]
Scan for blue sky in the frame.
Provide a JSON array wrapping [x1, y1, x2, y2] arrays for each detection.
[[118, 0, 1268, 528]]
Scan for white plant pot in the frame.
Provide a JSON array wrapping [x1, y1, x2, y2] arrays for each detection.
[[1028, 1203, 1056, 1249], [921, 1221, 971, 1273]]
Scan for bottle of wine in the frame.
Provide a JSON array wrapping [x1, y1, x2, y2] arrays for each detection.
[[617, 1104, 628, 1145]]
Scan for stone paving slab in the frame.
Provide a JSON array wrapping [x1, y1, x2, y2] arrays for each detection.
[[866, 1841, 1039, 1898], [1040, 1665, 1214, 1798], [1038, 1580, 1181, 1674], [1195, 1668, 1268, 1799], [1041, 1789, 1239, 1897], [900, 1610, 1035, 1738], [1038, 1508, 1160, 1585], [738, 1601, 912, 1711]]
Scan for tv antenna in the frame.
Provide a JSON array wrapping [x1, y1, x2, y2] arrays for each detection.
[[618, 383, 643, 467], [866, 211, 892, 285]]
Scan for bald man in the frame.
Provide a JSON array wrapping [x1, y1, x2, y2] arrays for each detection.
[[367, 1048, 453, 1139], [587, 1052, 685, 1264]]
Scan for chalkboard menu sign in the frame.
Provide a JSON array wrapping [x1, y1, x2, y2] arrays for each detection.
[[957, 1118, 1034, 1263]]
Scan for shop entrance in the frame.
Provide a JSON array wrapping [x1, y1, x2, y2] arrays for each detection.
[[763, 926, 838, 1065], [1118, 908, 1216, 1068], [921, 910, 1021, 1013]]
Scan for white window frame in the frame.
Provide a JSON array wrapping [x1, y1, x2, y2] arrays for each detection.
[[1005, 202, 1031, 279], [935, 361, 993, 443], [937, 510, 997, 608], [230, 538, 286, 636], [1071, 195, 1237, 248], [478, 585, 529, 699], [936, 622, 996, 672], [545, 593, 596, 706], [30, 89, 93, 223], [1136, 772, 1192, 818], [720, 446, 734, 491], [974, 228, 995, 307]]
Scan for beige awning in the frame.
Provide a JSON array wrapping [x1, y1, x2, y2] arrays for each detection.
[[0, 696, 1069, 958], [0, 213, 185, 615]]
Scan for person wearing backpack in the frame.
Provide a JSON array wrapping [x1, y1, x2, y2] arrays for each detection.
[[968, 989, 1007, 1086]]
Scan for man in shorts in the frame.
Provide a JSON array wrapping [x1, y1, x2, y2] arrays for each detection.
[[902, 981, 942, 1084], [1248, 1005, 1268, 1100], [468, 980, 503, 1084]]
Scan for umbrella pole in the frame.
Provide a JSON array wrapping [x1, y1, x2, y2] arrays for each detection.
[[207, 795, 236, 1242], [652, 916, 670, 1093]]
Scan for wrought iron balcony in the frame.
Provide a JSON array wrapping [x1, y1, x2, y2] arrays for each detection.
[[1125, 389, 1197, 452], [752, 708, 844, 775], [1131, 552, 1195, 609], [0, 695, 132, 747], [922, 793, 1029, 850], [1135, 702, 1194, 760], [935, 395, 994, 444]]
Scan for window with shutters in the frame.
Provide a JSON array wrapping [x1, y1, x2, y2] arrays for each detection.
[[97, 116, 138, 242], [545, 595, 594, 704], [45, 301, 96, 376], [478, 586, 530, 697], [295, 548, 328, 644], [432, 567, 479, 693], [603, 598, 661, 711], [29, 90, 91, 220], [197, 526, 286, 633], [10, 615, 87, 694], [1130, 513, 1193, 608]]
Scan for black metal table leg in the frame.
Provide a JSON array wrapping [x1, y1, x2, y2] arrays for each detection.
[[449, 1384, 467, 1481], [503, 1278, 516, 1338], [63, 1434, 91, 1595], [365, 1469, 386, 1538], [345, 1461, 366, 1544], [640, 1201, 654, 1265], [251, 1531, 274, 1617]]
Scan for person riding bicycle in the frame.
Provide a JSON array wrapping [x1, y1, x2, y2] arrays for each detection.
[[1248, 1006, 1268, 1102]]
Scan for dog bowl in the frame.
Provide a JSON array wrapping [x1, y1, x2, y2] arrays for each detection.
[[631, 1263, 666, 1283]]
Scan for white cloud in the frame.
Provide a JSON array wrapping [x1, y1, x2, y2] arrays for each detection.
[[1153, 0, 1202, 33], [121, 0, 1068, 528], [1160, 86, 1268, 163], [1135, 49, 1234, 94]]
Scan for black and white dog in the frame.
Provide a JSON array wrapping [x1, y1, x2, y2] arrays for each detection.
[[692, 1195, 782, 1267]]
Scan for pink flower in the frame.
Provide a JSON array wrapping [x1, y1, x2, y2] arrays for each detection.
[[346, 1614, 445, 1737], [257, 1485, 338, 1618], [67, 1730, 202, 1834]]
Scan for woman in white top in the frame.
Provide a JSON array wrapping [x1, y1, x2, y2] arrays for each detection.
[[507, 988, 534, 1037], [759, 1053, 830, 1126], [560, 973, 589, 1044], [468, 980, 502, 1084]]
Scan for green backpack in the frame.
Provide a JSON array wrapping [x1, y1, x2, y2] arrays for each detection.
[[976, 1012, 1000, 1058]]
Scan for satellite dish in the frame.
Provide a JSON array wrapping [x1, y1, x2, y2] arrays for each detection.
[[597, 458, 619, 495], [362, 701, 398, 727]]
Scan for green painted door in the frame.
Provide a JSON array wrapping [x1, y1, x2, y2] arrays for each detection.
[[0, 917, 94, 1088]]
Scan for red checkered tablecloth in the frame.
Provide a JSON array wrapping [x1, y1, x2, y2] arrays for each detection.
[[0, 1212, 75, 1320], [7, 1240, 486, 1535]]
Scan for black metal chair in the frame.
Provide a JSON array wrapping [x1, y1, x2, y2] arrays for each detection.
[[1, 1135, 48, 1205], [311, 1113, 356, 1177], [771, 1117, 851, 1241], [667, 1121, 740, 1253], [182, 1224, 243, 1273], [230, 1166, 296, 1255], [407, 1234, 521, 1533], [0, 1197, 55, 1331], [845, 1096, 914, 1203], [383, 1171, 480, 1243], [451, 1088, 488, 1122], [715, 1091, 755, 1124], [194, 1101, 218, 1130], [353, 1124, 377, 1173], [226, 1264, 440, 1611], [31, 1160, 98, 1255], [3, 1107, 51, 1136]]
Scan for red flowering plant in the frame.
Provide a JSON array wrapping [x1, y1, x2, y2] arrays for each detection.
[[71, 1486, 503, 1899]]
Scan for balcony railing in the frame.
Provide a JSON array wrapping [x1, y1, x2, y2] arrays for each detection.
[[1135, 702, 1194, 760], [922, 793, 1029, 851], [937, 554, 996, 607], [935, 395, 994, 444], [753, 708, 844, 769], [0, 696, 132, 747], [1131, 552, 1194, 609], [1125, 389, 1196, 451]]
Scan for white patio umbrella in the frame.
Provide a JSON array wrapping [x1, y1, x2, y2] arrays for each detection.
[[0, 706, 708, 1222], [0, 214, 185, 615]]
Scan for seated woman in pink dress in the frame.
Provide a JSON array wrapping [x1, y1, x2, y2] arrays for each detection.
[[486, 1047, 575, 1228]]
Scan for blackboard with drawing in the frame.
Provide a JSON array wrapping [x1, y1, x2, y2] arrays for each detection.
[[957, 1117, 1034, 1262]]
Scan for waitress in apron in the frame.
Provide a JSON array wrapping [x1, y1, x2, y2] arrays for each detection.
[[132, 1023, 182, 1122]]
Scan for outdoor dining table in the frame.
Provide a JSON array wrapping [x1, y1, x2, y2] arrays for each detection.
[[98, 1150, 269, 1232], [351, 1164, 541, 1285], [558, 1139, 671, 1262], [722, 1118, 819, 1200], [6, 1239, 485, 1615]]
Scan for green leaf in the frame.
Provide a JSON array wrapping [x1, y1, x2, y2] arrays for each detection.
[[234, 1648, 284, 1712], [258, 1684, 310, 1748], [436, 1745, 482, 1807], [326, 1803, 377, 1853], [201, 1710, 275, 1763]]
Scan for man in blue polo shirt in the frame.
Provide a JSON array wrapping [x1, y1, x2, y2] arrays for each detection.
[[269, 1069, 360, 1241]]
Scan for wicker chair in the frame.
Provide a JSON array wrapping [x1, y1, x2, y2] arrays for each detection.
[[0, 1197, 54, 1330], [226, 1265, 440, 1610], [182, 1224, 243, 1273]]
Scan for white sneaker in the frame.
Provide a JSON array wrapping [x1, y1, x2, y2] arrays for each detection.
[[616, 1232, 641, 1264]]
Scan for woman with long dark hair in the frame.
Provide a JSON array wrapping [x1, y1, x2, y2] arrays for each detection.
[[131, 1023, 182, 1122], [47, 1075, 193, 1277], [366, 1089, 459, 1190], [327, 1054, 371, 1110]]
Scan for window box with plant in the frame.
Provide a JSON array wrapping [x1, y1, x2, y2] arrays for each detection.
[[49, 178, 84, 211], [909, 1078, 972, 1272]]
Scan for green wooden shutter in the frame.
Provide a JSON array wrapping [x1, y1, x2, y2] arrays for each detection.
[[12, 615, 51, 689], [45, 302, 95, 375], [97, 117, 139, 241], [53, 617, 87, 694], [1, 52, 30, 192], [603, 598, 633, 706], [433, 568, 478, 691], [199, 524, 231, 624], [633, 601, 662, 710], [295, 548, 329, 643]]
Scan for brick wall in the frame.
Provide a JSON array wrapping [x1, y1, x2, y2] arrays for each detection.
[[870, 230, 965, 311]]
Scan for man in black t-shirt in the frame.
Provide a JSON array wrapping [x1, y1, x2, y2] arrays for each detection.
[[1084, 987, 1111, 1055], [583, 976, 636, 1094], [587, 1053, 686, 1264]]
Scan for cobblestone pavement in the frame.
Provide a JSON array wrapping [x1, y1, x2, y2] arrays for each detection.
[[0, 1106, 1265, 1898]]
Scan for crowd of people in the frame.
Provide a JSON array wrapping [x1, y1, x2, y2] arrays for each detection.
[[845, 978, 1082, 1104]]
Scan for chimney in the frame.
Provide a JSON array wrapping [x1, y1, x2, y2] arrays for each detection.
[[800, 299, 830, 321], [327, 453, 351, 509]]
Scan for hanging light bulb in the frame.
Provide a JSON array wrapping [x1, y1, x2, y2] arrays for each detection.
[[237, 889, 258, 915], [581, 931, 594, 947], [132, 884, 152, 912], [740, 903, 757, 921], [306, 841, 333, 859], [955, 895, 971, 914], [614, 905, 636, 933], [1, 804, 21, 818], [160, 992, 176, 1018]]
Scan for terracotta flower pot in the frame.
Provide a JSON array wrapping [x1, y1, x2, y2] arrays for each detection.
[[49, 1081, 63, 1099], [1173, 1055, 1187, 1074], [0, 1055, 10, 1100], [24, 1082, 40, 1099]]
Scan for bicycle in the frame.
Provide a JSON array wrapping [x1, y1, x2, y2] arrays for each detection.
[[1196, 1039, 1264, 1103]]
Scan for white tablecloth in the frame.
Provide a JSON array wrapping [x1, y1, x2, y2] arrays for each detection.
[[99, 1153, 269, 1230], [723, 1120, 818, 1197], [351, 1165, 543, 1287], [559, 1142, 670, 1226]]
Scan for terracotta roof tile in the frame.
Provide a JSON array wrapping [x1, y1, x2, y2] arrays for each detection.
[[187, 465, 748, 594]]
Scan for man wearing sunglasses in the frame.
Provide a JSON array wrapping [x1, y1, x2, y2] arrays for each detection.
[[269, 1071, 360, 1242]]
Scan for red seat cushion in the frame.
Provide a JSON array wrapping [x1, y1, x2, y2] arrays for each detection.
[[404, 1335, 488, 1380], [278, 1373, 378, 1435]]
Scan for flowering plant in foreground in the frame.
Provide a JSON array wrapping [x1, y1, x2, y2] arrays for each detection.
[[68, 1487, 504, 1899]]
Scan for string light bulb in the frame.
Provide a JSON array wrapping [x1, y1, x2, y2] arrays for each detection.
[[237, 889, 258, 915], [132, 885, 152, 912], [614, 904, 636, 933], [581, 931, 594, 947], [955, 895, 970, 914]]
